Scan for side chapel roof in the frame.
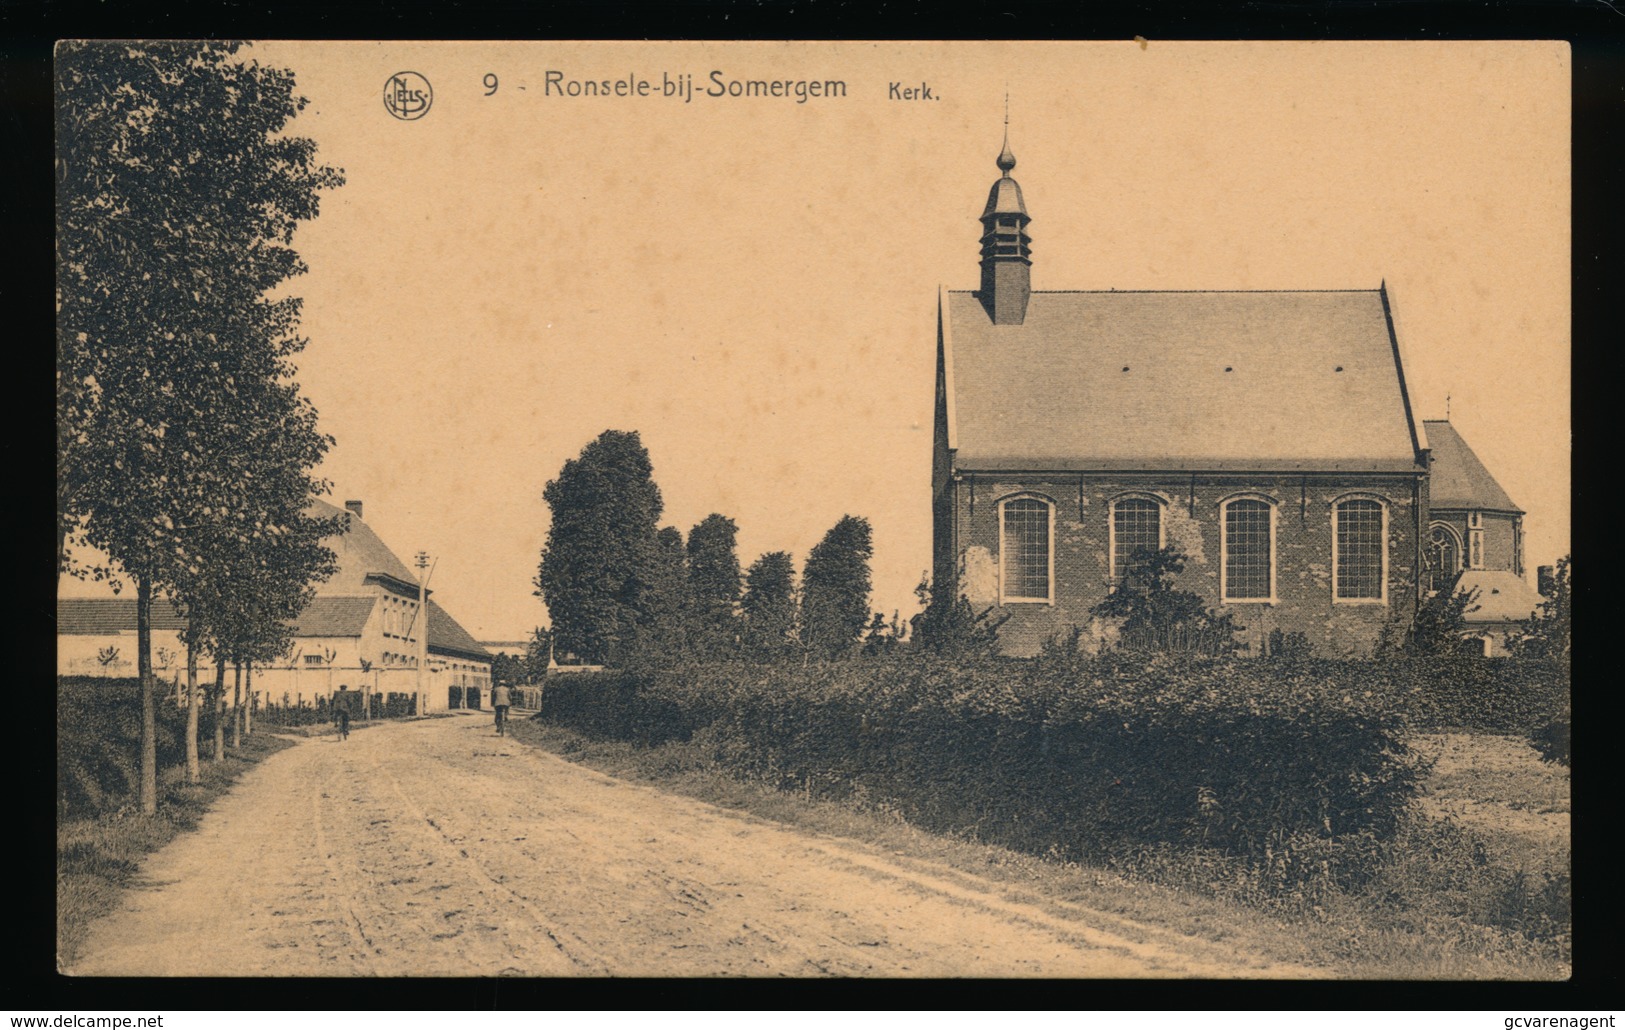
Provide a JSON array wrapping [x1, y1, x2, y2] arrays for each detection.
[[1422, 420, 1524, 513]]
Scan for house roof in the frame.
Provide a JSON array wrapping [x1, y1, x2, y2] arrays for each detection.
[[290, 596, 377, 637], [1456, 569, 1544, 625], [1422, 420, 1523, 513], [55, 596, 377, 638], [427, 600, 490, 661], [306, 497, 423, 595], [940, 288, 1422, 472], [56, 598, 188, 634]]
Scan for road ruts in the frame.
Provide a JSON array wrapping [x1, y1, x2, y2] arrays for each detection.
[[67, 714, 1320, 978]]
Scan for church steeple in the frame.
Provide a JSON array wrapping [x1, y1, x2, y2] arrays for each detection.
[[979, 113, 1032, 325]]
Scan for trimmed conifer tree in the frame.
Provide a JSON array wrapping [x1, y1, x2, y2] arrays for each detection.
[[742, 551, 797, 661], [799, 516, 873, 659], [535, 430, 667, 666], [687, 514, 742, 658]]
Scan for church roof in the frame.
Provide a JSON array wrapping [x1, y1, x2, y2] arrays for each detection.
[[1422, 420, 1523, 513], [1456, 569, 1543, 625], [306, 497, 423, 594], [940, 288, 1422, 472]]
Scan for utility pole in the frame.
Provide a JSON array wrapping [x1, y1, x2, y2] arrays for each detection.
[[413, 551, 433, 717]]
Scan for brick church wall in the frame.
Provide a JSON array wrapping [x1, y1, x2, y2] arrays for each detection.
[[942, 471, 1425, 657]]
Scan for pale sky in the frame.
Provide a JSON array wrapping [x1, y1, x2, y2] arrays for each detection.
[[61, 41, 1571, 641]]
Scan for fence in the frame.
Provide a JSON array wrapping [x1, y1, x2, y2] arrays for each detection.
[[256, 691, 420, 726], [156, 663, 493, 716]]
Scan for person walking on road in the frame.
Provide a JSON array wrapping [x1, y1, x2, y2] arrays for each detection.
[[333, 685, 353, 741], [491, 682, 511, 736]]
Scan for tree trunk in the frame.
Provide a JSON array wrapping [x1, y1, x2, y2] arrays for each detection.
[[136, 576, 158, 815], [243, 662, 253, 737], [185, 637, 200, 785], [213, 654, 227, 763], [232, 662, 242, 749]]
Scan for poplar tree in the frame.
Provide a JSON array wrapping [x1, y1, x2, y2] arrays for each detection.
[[57, 41, 343, 813]]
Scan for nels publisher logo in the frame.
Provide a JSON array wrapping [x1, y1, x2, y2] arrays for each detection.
[[384, 71, 433, 120]]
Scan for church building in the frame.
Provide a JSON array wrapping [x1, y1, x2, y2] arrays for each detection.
[[931, 136, 1433, 657], [1421, 419, 1546, 655]]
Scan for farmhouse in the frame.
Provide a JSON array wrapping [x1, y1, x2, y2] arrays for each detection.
[[56, 498, 492, 710], [931, 136, 1516, 658]]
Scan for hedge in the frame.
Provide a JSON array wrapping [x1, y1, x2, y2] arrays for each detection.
[[1349, 656, 1569, 735], [539, 653, 1440, 882], [57, 676, 220, 817]]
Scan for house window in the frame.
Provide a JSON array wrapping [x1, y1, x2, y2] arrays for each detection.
[[1221, 497, 1274, 601], [999, 495, 1053, 603], [303, 654, 325, 667], [1110, 496, 1163, 583], [1334, 498, 1387, 602]]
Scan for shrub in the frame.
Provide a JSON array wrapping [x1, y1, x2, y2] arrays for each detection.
[[911, 575, 1008, 660], [1265, 629, 1313, 661], [1528, 702, 1571, 767], [1509, 556, 1571, 671], [1356, 814, 1571, 943], [1090, 547, 1247, 657]]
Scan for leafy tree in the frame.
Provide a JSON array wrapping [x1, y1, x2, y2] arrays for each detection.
[[535, 430, 668, 665], [799, 515, 873, 659], [687, 514, 742, 658], [741, 551, 797, 661], [1090, 546, 1247, 657], [57, 41, 342, 813], [490, 653, 526, 688], [1510, 555, 1571, 669], [521, 626, 554, 681], [911, 573, 1007, 660]]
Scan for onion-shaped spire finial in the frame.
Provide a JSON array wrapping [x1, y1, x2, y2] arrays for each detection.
[[997, 95, 1016, 174]]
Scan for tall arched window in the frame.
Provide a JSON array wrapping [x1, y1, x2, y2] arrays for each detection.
[[1110, 495, 1164, 583], [1221, 496, 1275, 602], [1426, 522, 1462, 593], [999, 495, 1053, 603], [1334, 497, 1387, 602]]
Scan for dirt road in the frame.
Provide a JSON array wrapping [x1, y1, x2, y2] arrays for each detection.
[[68, 714, 1313, 977]]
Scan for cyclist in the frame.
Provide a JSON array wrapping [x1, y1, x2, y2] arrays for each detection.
[[491, 682, 511, 736]]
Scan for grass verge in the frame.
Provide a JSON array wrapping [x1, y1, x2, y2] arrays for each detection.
[[509, 717, 1568, 980], [56, 732, 296, 969]]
